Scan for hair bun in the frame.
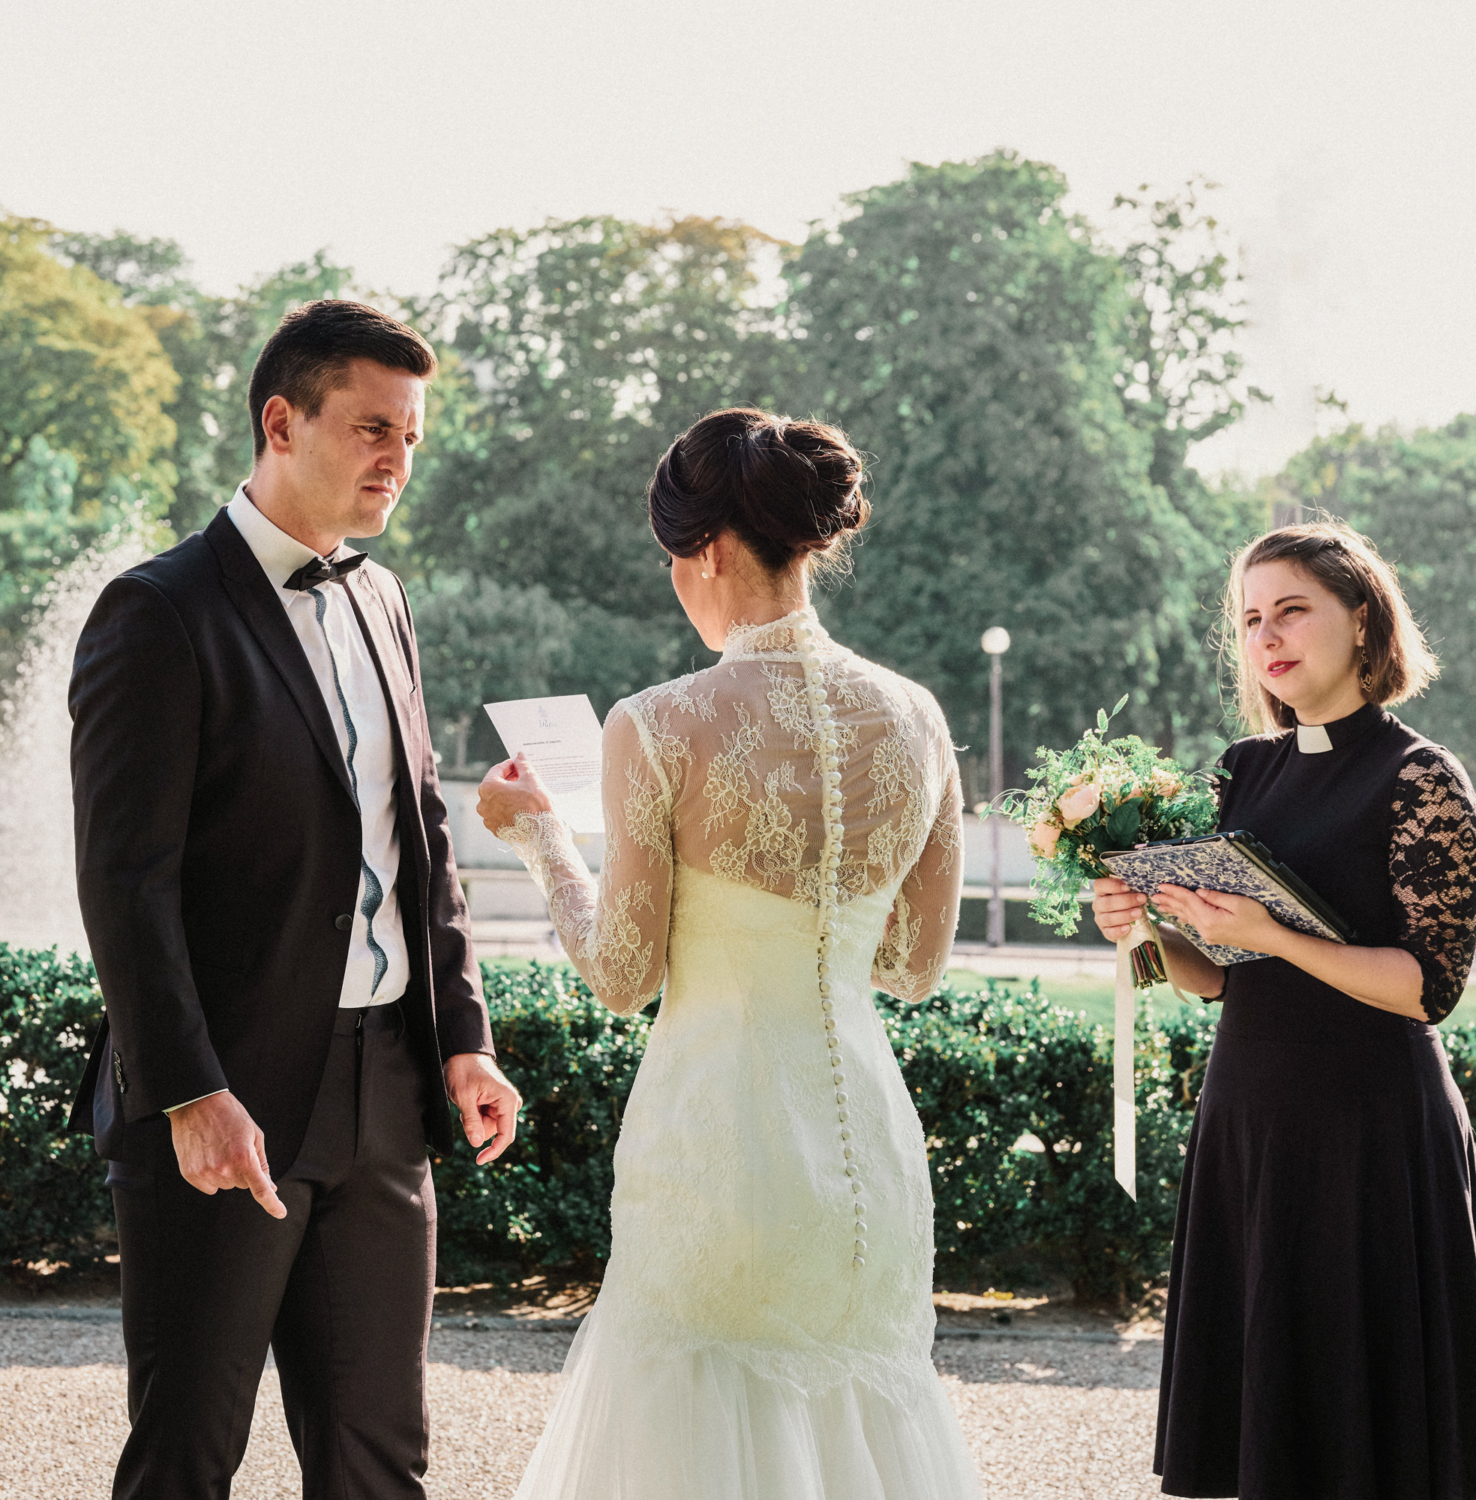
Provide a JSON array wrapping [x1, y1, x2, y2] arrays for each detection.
[[648, 408, 869, 573]]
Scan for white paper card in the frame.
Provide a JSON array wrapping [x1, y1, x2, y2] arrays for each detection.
[[483, 694, 605, 833]]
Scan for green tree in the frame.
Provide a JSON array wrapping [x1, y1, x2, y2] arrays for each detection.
[[408, 574, 577, 771], [0, 217, 177, 492], [53, 230, 355, 538], [397, 216, 798, 764], [0, 217, 178, 668], [786, 155, 1235, 781], [1106, 184, 1268, 755], [48, 228, 196, 305], [1110, 179, 1267, 497], [1276, 414, 1476, 767]]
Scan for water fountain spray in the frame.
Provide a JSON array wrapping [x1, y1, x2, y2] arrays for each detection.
[[0, 528, 152, 954]]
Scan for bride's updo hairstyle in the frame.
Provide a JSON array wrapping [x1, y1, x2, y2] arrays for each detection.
[[1224, 520, 1438, 734], [647, 408, 870, 577]]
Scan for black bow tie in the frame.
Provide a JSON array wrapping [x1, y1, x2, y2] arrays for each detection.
[[283, 553, 367, 591]]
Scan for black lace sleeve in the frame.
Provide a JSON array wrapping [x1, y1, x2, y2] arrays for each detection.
[[1388, 746, 1476, 1023]]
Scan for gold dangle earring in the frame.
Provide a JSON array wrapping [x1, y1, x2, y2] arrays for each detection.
[[1359, 646, 1374, 694]]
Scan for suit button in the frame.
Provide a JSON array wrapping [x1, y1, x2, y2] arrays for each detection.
[[335, 914, 353, 931]]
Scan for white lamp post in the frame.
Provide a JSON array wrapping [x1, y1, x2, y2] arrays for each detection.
[[981, 627, 1012, 947]]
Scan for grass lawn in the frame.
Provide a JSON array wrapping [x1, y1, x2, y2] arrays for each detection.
[[946, 968, 1476, 1032]]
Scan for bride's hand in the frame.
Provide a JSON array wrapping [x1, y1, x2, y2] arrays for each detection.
[[477, 752, 555, 834]]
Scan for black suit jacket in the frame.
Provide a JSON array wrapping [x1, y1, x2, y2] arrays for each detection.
[[67, 509, 493, 1173]]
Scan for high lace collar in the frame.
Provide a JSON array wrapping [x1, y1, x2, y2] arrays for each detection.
[[719, 606, 831, 663]]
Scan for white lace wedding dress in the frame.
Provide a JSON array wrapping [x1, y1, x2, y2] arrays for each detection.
[[496, 607, 981, 1499]]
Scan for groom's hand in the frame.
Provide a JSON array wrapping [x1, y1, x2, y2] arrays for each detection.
[[168, 1092, 288, 1218], [445, 1053, 522, 1166]]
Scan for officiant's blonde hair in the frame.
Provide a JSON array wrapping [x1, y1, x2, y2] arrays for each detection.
[[1224, 520, 1438, 735]]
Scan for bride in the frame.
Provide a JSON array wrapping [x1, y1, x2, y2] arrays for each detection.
[[477, 407, 982, 1498]]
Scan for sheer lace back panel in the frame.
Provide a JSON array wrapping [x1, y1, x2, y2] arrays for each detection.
[[500, 606, 963, 1017], [622, 608, 963, 1003]]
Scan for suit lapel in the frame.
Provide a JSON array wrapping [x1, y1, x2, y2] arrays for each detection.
[[203, 511, 357, 807]]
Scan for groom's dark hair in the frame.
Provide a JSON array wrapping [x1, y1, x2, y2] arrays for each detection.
[[248, 299, 438, 458]]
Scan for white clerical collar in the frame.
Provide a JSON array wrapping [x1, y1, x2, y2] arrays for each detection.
[[225, 485, 358, 592], [1294, 702, 1381, 755], [1296, 721, 1335, 754]]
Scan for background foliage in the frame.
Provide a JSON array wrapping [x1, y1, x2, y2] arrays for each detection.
[[0, 943, 117, 1270], [10, 158, 1474, 779], [1273, 414, 1476, 768], [4, 153, 1286, 789], [19, 155, 1473, 779], [0, 219, 178, 675], [787, 158, 1250, 773]]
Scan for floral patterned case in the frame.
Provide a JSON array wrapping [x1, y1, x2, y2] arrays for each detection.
[[1101, 830, 1356, 965]]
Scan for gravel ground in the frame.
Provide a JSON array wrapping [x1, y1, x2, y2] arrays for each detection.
[[0, 1319, 1164, 1498]]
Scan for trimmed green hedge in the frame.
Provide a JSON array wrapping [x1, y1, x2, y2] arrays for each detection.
[[431, 962, 651, 1286], [0, 944, 117, 1272], [6, 945, 1475, 1302], [885, 984, 1219, 1301]]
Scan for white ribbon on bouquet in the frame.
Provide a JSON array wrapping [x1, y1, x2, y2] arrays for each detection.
[[1113, 914, 1171, 1200], [1113, 930, 1140, 1201], [1112, 914, 1187, 1199]]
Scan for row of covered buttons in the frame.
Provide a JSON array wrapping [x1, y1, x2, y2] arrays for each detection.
[[795, 617, 867, 1271]]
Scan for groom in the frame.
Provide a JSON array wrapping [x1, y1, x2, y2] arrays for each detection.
[[67, 299, 520, 1498]]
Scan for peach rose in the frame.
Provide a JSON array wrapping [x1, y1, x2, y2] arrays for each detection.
[[1029, 820, 1062, 857], [1057, 782, 1102, 828]]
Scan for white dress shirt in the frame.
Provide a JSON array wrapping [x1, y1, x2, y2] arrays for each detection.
[[226, 485, 410, 1009]]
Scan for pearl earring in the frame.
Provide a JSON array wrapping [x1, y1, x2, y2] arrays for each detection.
[[701, 571, 710, 580]]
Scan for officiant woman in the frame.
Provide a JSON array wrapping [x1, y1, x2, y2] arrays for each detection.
[[1093, 521, 1476, 1500]]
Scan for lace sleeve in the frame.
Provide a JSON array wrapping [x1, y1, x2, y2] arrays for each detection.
[[871, 752, 964, 1001], [497, 702, 673, 1016], [1388, 746, 1476, 1024]]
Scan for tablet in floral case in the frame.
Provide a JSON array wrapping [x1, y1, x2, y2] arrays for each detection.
[[1101, 830, 1355, 965]]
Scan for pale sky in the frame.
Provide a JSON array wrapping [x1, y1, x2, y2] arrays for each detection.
[[4, 0, 1474, 480]]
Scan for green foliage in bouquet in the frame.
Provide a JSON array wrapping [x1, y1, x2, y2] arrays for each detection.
[[1004, 697, 1220, 937]]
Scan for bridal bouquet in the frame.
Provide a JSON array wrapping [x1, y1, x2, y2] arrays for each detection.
[[1003, 697, 1219, 988]]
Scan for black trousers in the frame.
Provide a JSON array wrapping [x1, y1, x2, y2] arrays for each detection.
[[108, 1004, 437, 1500]]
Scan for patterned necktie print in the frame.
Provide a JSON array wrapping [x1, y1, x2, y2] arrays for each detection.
[[309, 586, 389, 998]]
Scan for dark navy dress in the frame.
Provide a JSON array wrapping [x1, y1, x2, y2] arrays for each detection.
[[1156, 704, 1476, 1499]]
